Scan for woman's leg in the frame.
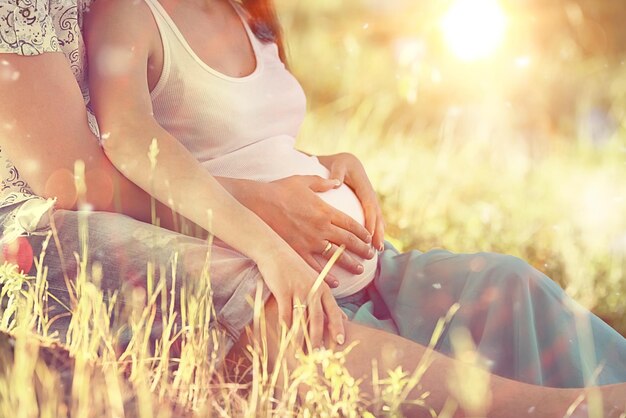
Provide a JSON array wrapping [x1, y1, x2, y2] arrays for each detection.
[[230, 296, 626, 417], [344, 248, 626, 387]]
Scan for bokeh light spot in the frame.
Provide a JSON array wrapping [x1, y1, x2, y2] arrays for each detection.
[[2, 237, 34, 273], [0, 59, 20, 81], [45, 169, 77, 209]]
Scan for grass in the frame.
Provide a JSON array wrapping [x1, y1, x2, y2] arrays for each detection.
[[0, 232, 461, 417]]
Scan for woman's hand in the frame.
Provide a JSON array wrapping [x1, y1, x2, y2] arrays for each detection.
[[255, 245, 347, 349], [229, 175, 375, 284], [318, 153, 385, 251]]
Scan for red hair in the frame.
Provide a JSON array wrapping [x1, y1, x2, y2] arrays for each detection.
[[241, 0, 287, 64]]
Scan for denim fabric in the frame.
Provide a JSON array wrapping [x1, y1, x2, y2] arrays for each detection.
[[0, 207, 270, 359]]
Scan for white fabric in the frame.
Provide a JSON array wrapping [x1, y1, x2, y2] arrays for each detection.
[[143, 0, 377, 297]]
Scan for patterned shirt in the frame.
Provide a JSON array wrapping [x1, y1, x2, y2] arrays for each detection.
[[0, 0, 97, 242]]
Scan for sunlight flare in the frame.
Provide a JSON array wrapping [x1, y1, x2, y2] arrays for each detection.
[[441, 0, 507, 61]]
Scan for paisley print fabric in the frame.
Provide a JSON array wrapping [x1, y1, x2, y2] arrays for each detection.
[[0, 0, 59, 55], [0, 0, 97, 242]]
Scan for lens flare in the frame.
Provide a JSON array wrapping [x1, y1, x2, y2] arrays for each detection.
[[441, 0, 507, 61]]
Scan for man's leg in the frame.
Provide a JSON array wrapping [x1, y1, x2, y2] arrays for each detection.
[[4, 209, 267, 358]]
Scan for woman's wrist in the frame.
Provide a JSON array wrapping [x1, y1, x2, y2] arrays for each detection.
[[249, 234, 295, 270]]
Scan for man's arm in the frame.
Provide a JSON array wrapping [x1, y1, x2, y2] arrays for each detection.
[[0, 53, 175, 228]]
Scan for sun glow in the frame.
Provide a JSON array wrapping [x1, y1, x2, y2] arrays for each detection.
[[441, 0, 507, 61]]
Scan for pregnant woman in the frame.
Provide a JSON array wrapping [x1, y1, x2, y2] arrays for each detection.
[[0, 0, 624, 415], [84, 0, 626, 392]]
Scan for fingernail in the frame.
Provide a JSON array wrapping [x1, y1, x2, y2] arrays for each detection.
[[368, 247, 375, 258], [333, 280, 339, 288], [378, 244, 385, 252], [336, 334, 345, 345], [332, 179, 342, 187], [357, 264, 364, 273], [365, 234, 372, 243]]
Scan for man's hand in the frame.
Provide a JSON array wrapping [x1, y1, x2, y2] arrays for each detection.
[[318, 153, 385, 252]]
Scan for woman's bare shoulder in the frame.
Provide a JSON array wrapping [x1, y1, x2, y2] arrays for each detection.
[[84, 0, 158, 54]]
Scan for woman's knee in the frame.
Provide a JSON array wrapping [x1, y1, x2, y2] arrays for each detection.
[[482, 253, 546, 289]]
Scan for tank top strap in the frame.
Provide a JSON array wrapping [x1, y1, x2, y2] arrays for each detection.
[[229, 1, 263, 49], [142, 0, 191, 53]]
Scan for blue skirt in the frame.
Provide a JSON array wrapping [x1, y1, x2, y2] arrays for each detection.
[[337, 246, 626, 388]]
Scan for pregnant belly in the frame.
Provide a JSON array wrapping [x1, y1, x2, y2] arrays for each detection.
[[313, 184, 378, 298], [202, 137, 378, 297]]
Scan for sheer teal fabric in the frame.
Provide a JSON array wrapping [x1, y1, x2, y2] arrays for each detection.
[[337, 246, 626, 388]]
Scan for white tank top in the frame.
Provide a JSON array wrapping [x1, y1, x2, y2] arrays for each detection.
[[143, 0, 377, 297]]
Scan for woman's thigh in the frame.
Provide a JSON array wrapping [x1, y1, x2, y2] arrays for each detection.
[[229, 294, 626, 417], [369, 248, 626, 387]]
